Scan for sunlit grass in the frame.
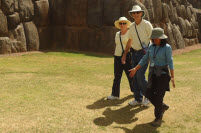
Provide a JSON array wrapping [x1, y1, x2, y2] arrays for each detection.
[[0, 50, 200, 133]]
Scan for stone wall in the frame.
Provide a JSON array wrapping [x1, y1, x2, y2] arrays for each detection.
[[0, 0, 49, 54], [0, 0, 200, 54]]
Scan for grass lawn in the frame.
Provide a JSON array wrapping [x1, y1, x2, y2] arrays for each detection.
[[0, 49, 200, 133]]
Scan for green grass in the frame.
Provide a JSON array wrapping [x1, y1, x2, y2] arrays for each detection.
[[0, 50, 201, 133]]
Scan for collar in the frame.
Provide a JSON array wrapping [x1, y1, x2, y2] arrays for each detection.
[[135, 19, 144, 26]]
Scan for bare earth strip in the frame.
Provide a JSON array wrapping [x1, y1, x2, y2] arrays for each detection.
[[0, 44, 201, 57]]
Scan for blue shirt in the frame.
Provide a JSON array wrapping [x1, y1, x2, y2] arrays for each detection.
[[139, 43, 174, 70]]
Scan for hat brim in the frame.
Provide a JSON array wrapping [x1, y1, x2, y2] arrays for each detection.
[[151, 34, 168, 39], [114, 20, 132, 29]]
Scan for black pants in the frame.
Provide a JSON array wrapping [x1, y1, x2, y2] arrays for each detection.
[[111, 55, 134, 97], [146, 74, 170, 119]]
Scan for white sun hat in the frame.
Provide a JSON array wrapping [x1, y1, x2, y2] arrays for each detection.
[[114, 17, 131, 29], [128, 5, 145, 18]]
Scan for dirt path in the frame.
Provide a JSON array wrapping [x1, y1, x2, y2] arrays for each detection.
[[0, 44, 201, 57], [172, 44, 201, 56]]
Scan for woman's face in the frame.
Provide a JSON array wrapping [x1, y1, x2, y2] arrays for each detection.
[[153, 39, 161, 45], [119, 21, 128, 30], [132, 11, 143, 21]]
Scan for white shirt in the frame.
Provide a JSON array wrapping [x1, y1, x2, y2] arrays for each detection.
[[114, 31, 130, 56], [129, 19, 153, 50]]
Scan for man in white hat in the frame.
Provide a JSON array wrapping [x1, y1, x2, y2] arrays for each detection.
[[122, 5, 153, 106]]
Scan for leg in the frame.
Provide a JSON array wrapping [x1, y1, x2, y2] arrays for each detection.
[[111, 56, 123, 97], [135, 63, 148, 96], [131, 52, 143, 102], [123, 58, 134, 92], [150, 76, 167, 119]]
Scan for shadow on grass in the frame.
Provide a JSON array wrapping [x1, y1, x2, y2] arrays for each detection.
[[115, 122, 159, 133], [41, 50, 113, 58], [86, 95, 133, 109], [93, 105, 149, 126]]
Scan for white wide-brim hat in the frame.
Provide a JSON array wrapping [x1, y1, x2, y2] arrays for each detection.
[[128, 5, 145, 18], [114, 17, 131, 29], [150, 28, 168, 39]]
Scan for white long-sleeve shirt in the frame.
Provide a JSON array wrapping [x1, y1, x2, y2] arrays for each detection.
[[129, 19, 153, 50]]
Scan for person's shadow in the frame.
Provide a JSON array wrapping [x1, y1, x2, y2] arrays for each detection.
[[86, 95, 134, 110], [93, 105, 149, 126], [115, 122, 159, 133]]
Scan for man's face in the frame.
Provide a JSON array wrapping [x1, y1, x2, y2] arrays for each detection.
[[132, 11, 143, 20]]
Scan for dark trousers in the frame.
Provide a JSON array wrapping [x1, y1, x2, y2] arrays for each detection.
[[112, 55, 134, 97], [146, 74, 170, 119]]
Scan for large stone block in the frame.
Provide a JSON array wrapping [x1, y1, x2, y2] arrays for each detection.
[[103, 0, 121, 26], [87, 0, 104, 27], [184, 19, 192, 37], [8, 24, 27, 52], [65, 0, 87, 26], [177, 17, 187, 37], [0, 10, 8, 37], [19, 0, 34, 22], [0, 37, 12, 54], [152, 0, 162, 23], [1, 0, 15, 15], [166, 23, 177, 50], [180, 5, 187, 19], [63, 26, 118, 54], [14, 0, 19, 12], [172, 24, 185, 49], [23, 22, 39, 51], [186, 6, 192, 21], [38, 26, 52, 50], [7, 12, 20, 29], [162, 3, 169, 23], [33, 0, 49, 26], [48, 0, 65, 25]]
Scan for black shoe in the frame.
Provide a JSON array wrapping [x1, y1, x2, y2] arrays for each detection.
[[161, 105, 169, 118], [150, 118, 162, 127]]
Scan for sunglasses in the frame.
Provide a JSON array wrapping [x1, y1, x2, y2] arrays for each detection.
[[119, 23, 127, 25], [132, 11, 141, 14]]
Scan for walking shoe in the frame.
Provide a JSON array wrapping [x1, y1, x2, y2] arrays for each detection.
[[161, 105, 169, 118], [142, 98, 150, 106], [150, 118, 162, 127], [107, 95, 119, 100], [128, 100, 141, 106]]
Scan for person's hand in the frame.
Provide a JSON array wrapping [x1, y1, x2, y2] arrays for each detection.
[[171, 78, 175, 88], [129, 68, 137, 78], [121, 55, 126, 64]]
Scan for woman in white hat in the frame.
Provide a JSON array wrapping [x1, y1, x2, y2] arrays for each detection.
[[122, 5, 153, 106], [107, 17, 134, 100], [129, 27, 175, 126]]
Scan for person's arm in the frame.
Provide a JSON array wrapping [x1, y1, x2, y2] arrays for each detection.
[[170, 69, 175, 88], [121, 39, 132, 64], [129, 64, 141, 78], [166, 45, 175, 88]]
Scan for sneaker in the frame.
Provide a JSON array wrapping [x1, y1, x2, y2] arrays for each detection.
[[142, 98, 150, 106], [150, 118, 162, 127], [107, 95, 119, 100], [128, 100, 141, 106]]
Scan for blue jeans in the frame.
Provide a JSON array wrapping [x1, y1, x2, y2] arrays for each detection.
[[132, 50, 148, 102]]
